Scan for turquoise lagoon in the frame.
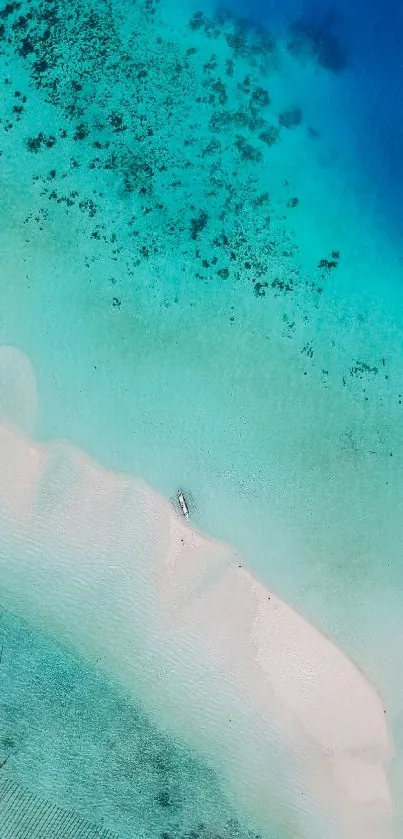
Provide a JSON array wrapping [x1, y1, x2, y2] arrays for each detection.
[[0, 0, 402, 836]]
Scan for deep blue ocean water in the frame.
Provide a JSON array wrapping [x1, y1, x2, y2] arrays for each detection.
[[214, 0, 403, 239]]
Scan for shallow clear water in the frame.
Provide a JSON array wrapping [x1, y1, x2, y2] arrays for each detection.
[[0, 0, 402, 836], [1, 607, 273, 839]]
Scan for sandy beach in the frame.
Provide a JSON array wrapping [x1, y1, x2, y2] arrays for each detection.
[[0, 346, 394, 838]]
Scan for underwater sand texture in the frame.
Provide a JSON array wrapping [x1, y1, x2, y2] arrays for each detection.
[[0, 777, 119, 839], [1, 608, 271, 839], [0, 346, 395, 839]]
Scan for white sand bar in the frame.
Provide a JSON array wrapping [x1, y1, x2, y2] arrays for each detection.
[[0, 347, 394, 839]]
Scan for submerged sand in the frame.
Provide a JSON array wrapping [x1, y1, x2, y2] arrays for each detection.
[[0, 347, 394, 838]]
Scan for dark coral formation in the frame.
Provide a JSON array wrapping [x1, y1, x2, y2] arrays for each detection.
[[278, 108, 302, 129], [318, 250, 340, 271], [287, 16, 348, 73], [0, 0, 313, 303], [0, 0, 364, 396]]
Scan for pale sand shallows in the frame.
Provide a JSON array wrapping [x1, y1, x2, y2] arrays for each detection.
[[0, 347, 394, 838]]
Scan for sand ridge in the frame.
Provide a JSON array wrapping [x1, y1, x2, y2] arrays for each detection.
[[0, 346, 395, 838]]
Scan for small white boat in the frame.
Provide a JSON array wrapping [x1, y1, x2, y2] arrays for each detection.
[[177, 489, 190, 519]]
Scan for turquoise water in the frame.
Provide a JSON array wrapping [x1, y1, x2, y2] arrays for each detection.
[[1, 608, 266, 839], [0, 0, 402, 836]]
